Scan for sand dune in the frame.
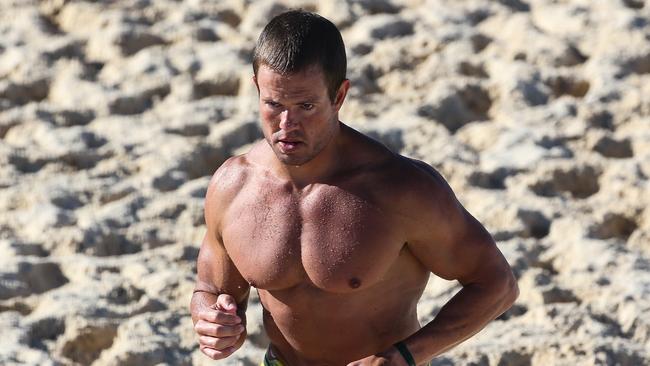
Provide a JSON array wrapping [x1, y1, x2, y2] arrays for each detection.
[[0, 0, 649, 365]]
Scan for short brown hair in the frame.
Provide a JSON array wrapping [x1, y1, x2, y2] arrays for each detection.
[[253, 10, 347, 101]]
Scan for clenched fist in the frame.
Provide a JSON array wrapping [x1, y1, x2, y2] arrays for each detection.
[[193, 293, 246, 360]]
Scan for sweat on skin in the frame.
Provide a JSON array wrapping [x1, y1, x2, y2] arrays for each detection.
[[190, 10, 518, 366]]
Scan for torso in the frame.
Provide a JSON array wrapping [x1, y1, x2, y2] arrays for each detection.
[[216, 131, 431, 365], [223, 172, 405, 292]]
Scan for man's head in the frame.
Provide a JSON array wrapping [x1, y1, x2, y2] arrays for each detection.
[[253, 10, 347, 102], [253, 10, 350, 167]]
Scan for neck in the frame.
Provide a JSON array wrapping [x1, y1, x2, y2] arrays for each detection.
[[273, 122, 345, 189]]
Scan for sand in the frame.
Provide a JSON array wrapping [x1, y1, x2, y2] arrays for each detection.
[[0, 0, 649, 365]]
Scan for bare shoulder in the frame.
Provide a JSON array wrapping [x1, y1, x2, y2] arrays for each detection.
[[371, 153, 459, 219], [400, 156, 458, 210], [382, 155, 502, 283], [207, 154, 250, 201], [342, 126, 458, 217], [204, 153, 255, 233]]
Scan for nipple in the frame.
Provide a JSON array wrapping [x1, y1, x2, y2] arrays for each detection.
[[348, 277, 361, 289]]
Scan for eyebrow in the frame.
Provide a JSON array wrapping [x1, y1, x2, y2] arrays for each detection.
[[262, 97, 319, 104]]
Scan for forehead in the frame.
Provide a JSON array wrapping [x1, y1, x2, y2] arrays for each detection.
[[257, 64, 328, 99]]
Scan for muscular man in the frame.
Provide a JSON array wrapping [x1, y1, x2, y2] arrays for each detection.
[[190, 10, 518, 366]]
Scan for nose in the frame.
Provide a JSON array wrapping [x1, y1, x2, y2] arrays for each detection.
[[279, 109, 299, 131]]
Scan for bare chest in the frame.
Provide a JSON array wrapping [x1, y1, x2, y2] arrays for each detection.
[[221, 184, 403, 292]]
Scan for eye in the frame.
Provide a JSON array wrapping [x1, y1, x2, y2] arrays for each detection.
[[301, 103, 314, 111], [265, 101, 281, 108]]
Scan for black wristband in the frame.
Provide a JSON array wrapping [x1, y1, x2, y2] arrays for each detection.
[[394, 341, 416, 366]]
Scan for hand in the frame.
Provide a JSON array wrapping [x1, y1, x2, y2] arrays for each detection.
[[194, 293, 246, 360], [347, 346, 409, 366]]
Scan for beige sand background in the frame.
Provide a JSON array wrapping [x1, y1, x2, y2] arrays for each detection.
[[0, 0, 649, 365]]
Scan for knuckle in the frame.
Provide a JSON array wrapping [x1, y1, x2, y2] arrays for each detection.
[[201, 310, 214, 322], [194, 321, 204, 333], [211, 337, 223, 348], [215, 312, 230, 323], [203, 337, 213, 348], [223, 336, 237, 348], [201, 346, 224, 360], [213, 324, 226, 336], [212, 323, 229, 336], [206, 312, 217, 322], [206, 310, 221, 322], [208, 312, 219, 322], [199, 336, 214, 348]]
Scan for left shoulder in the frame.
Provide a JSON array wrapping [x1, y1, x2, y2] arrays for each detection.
[[377, 154, 461, 220], [340, 125, 459, 216]]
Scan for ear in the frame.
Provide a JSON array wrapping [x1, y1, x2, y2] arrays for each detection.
[[333, 79, 350, 112], [252, 75, 259, 94]]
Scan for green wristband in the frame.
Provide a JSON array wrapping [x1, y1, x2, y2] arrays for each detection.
[[394, 341, 416, 366]]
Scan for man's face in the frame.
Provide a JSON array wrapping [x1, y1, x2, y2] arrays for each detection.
[[255, 64, 347, 166]]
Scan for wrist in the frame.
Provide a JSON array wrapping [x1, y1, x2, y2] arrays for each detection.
[[387, 347, 407, 366], [393, 341, 416, 366], [191, 290, 218, 308]]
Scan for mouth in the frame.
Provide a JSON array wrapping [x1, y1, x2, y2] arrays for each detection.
[[277, 139, 303, 153]]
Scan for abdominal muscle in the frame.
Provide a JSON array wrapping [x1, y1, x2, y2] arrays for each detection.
[[255, 253, 430, 366]]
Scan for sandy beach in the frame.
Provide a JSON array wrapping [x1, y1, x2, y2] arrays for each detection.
[[0, 0, 649, 365]]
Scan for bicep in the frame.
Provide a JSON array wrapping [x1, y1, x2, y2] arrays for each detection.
[[195, 231, 250, 305], [195, 162, 250, 305], [405, 171, 508, 285]]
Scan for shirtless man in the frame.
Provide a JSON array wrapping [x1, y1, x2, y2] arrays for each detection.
[[190, 10, 519, 366]]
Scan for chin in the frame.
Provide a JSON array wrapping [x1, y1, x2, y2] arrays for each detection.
[[275, 151, 313, 166], [277, 155, 310, 166]]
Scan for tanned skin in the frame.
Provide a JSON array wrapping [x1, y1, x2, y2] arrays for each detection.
[[190, 64, 519, 365]]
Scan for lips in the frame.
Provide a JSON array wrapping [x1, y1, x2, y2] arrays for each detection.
[[278, 140, 302, 153], [274, 132, 304, 153], [278, 138, 302, 143]]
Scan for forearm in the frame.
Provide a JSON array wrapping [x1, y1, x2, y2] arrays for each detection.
[[191, 290, 218, 324], [404, 278, 518, 364]]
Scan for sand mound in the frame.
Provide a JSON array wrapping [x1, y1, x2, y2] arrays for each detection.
[[1, 0, 649, 365]]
